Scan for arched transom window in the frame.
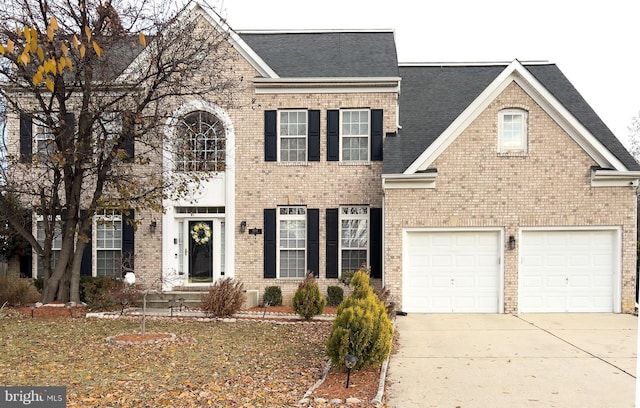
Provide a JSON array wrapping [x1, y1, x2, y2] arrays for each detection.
[[175, 111, 226, 172]]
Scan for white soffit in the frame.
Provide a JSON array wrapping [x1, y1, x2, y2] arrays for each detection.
[[405, 60, 629, 174]]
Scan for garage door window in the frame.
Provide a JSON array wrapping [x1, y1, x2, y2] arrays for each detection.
[[340, 206, 369, 273]]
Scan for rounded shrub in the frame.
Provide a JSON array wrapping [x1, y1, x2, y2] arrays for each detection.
[[292, 272, 326, 320], [201, 278, 245, 318], [326, 270, 393, 370], [262, 286, 282, 306], [326, 286, 344, 307]]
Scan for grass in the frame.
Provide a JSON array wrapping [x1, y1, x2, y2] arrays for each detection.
[[0, 316, 332, 407]]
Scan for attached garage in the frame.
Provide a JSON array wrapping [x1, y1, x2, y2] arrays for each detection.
[[403, 230, 502, 313], [519, 229, 619, 313]]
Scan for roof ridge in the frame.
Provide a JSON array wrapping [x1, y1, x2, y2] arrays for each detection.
[[237, 29, 395, 34]]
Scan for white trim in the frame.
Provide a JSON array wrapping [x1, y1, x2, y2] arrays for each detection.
[[253, 77, 401, 94], [162, 99, 235, 289], [382, 172, 437, 189], [338, 206, 370, 276], [277, 109, 308, 163], [591, 169, 640, 187], [340, 109, 371, 162], [401, 227, 505, 313], [518, 226, 622, 313], [276, 206, 308, 279], [498, 109, 528, 153], [406, 60, 630, 174], [118, 3, 278, 82]]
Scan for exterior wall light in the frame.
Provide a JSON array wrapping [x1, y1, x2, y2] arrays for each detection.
[[508, 235, 516, 250], [149, 221, 157, 234], [240, 220, 247, 233]]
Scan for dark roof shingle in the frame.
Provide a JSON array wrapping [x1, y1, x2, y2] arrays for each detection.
[[239, 31, 399, 78]]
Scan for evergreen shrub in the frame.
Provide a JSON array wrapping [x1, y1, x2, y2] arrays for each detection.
[[262, 286, 282, 306], [326, 285, 344, 306], [292, 272, 326, 320]]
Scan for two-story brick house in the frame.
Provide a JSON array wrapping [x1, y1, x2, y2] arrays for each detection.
[[10, 4, 640, 313]]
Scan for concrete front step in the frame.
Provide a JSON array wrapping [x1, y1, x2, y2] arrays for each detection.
[[144, 291, 205, 309]]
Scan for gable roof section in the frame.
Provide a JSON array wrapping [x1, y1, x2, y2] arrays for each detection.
[[238, 31, 399, 78], [385, 61, 640, 174]]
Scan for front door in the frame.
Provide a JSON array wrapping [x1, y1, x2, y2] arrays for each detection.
[[188, 220, 214, 283]]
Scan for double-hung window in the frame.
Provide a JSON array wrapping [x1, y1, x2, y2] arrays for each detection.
[[34, 119, 55, 157], [95, 210, 122, 278], [341, 109, 370, 161], [279, 110, 307, 162], [340, 206, 369, 273], [498, 109, 528, 153], [278, 206, 307, 278]]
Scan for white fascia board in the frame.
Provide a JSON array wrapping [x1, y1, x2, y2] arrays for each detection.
[[405, 60, 629, 175], [117, 2, 279, 82], [253, 77, 401, 94], [382, 172, 437, 190], [591, 169, 640, 187]]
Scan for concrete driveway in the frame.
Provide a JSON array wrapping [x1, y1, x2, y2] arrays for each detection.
[[385, 314, 636, 408]]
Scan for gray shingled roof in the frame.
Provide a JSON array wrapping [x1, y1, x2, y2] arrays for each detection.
[[384, 64, 640, 174], [238, 31, 399, 78]]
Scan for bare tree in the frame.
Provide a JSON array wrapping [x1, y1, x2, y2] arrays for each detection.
[[0, 0, 243, 303], [628, 111, 640, 163]]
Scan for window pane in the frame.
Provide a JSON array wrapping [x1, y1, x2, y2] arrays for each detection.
[[341, 250, 367, 273], [279, 111, 307, 162], [175, 111, 226, 172], [341, 110, 369, 161], [97, 250, 121, 278]]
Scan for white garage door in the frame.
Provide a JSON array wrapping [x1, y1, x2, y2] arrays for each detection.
[[520, 230, 617, 312], [403, 231, 501, 313]]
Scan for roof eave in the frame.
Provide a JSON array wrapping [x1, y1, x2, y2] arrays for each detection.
[[253, 76, 401, 94]]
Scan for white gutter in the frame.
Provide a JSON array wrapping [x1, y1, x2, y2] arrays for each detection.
[[591, 169, 640, 187], [382, 172, 438, 190]]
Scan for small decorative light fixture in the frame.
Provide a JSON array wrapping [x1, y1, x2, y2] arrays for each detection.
[[124, 271, 136, 286], [149, 221, 157, 234], [65, 302, 74, 318], [508, 235, 516, 250], [120, 298, 129, 316], [344, 354, 358, 388], [29, 303, 36, 318], [240, 221, 247, 233]]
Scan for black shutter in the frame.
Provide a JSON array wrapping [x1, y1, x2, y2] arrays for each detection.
[[370, 208, 382, 279], [264, 209, 277, 278], [19, 211, 33, 278], [371, 109, 383, 161], [307, 110, 320, 161], [19, 114, 33, 163], [325, 208, 338, 279], [264, 110, 277, 162], [307, 209, 319, 277], [80, 210, 92, 277], [122, 209, 135, 275], [327, 110, 339, 161]]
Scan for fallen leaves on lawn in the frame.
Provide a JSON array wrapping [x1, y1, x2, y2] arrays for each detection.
[[0, 317, 332, 407]]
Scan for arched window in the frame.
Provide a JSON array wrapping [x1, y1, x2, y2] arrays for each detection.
[[175, 111, 226, 172]]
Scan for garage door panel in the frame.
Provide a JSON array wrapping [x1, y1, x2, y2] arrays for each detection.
[[520, 230, 616, 312], [404, 231, 500, 313]]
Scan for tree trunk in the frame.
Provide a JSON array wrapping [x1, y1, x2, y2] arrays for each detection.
[[69, 240, 86, 304]]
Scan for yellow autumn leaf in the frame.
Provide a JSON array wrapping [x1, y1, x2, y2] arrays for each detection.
[[61, 43, 69, 56], [80, 44, 86, 58], [31, 27, 38, 42], [84, 26, 91, 40], [65, 56, 73, 70], [24, 26, 31, 43], [50, 16, 59, 31], [138, 32, 146, 48], [0, 44, 4, 55], [92, 41, 102, 57], [37, 46, 44, 62], [16, 26, 22, 37], [45, 77, 54, 92], [29, 35, 38, 53], [19, 52, 29, 66], [58, 58, 65, 74], [72, 35, 79, 50], [33, 70, 43, 85], [7, 40, 14, 54], [47, 25, 54, 41]]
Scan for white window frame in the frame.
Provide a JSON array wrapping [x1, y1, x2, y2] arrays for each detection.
[[94, 112, 123, 156], [278, 110, 308, 162], [340, 109, 370, 162], [93, 210, 123, 278], [35, 216, 63, 278], [34, 119, 55, 156], [498, 109, 528, 153], [339, 206, 370, 275], [277, 206, 307, 278], [174, 110, 226, 172]]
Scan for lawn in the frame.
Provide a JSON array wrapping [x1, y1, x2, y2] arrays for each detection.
[[0, 316, 332, 407]]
